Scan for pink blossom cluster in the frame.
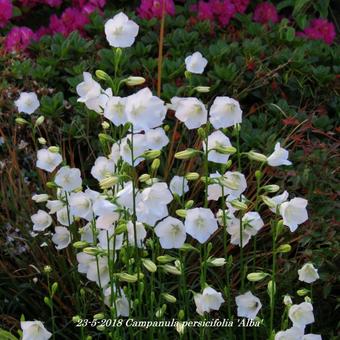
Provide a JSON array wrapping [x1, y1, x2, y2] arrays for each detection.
[[190, 0, 250, 27], [3, 0, 106, 52], [253, 2, 279, 24], [0, 0, 12, 28], [137, 0, 175, 19], [298, 18, 336, 45]]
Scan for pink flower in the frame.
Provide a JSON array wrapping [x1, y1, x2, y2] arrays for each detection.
[[231, 0, 249, 14], [301, 18, 336, 45], [253, 2, 279, 24], [45, 0, 63, 7], [5, 26, 34, 52], [0, 0, 13, 29], [196, 1, 214, 21], [137, 0, 175, 19], [211, 0, 236, 27]]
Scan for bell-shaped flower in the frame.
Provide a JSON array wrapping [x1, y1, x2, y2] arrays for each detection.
[[267, 142, 292, 167], [80, 222, 96, 244], [31, 210, 52, 232], [98, 225, 124, 250], [84, 88, 111, 114], [36, 149, 62, 173], [194, 287, 224, 316], [280, 197, 308, 232], [169, 176, 189, 197], [145, 127, 169, 150], [275, 326, 304, 340], [52, 226, 71, 250], [91, 156, 116, 182], [69, 192, 93, 220], [109, 143, 121, 164], [298, 263, 319, 284], [120, 133, 148, 166], [104, 96, 127, 126], [56, 206, 74, 226], [216, 209, 236, 226], [76, 72, 102, 103], [21, 320, 52, 340], [15, 92, 40, 115], [105, 12, 139, 48], [185, 207, 218, 243], [227, 218, 252, 247], [77, 252, 96, 274], [155, 216, 186, 249], [207, 172, 225, 201], [243, 212, 264, 236], [46, 200, 64, 214], [96, 212, 119, 230], [93, 197, 117, 216], [55, 166, 82, 192], [209, 97, 242, 129], [104, 287, 130, 317], [288, 302, 315, 327], [127, 221, 147, 248], [235, 291, 262, 319], [125, 88, 166, 131], [185, 51, 208, 74], [172, 97, 207, 129], [224, 171, 247, 200], [86, 256, 110, 286], [116, 181, 140, 211], [270, 190, 289, 213], [203, 130, 233, 164]]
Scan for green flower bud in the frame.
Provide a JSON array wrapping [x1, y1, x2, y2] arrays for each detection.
[[207, 257, 226, 267], [157, 255, 176, 263], [15, 117, 29, 125], [180, 243, 199, 253], [143, 150, 161, 160], [176, 209, 187, 218], [38, 137, 46, 145], [93, 313, 105, 320], [184, 200, 194, 209], [162, 293, 177, 303], [72, 315, 81, 323], [48, 146, 60, 153], [214, 146, 237, 154], [35, 115, 45, 127], [102, 121, 110, 130], [97, 325, 106, 332], [125, 76, 146, 86], [83, 247, 102, 256], [262, 185, 280, 193], [151, 158, 160, 171], [248, 151, 267, 162], [162, 265, 181, 275], [185, 172, 200, 181], [73, 241, 89, 249], [297, 289, 310, 297], [247, 272, 269, 282], [261, 195, 276, 208], [51, 282, 58, 295], [100, 176, 119, 190], [43, 265, 52, 274], [139, 174, 151, 182], [178, 309, 185, 320], [175, 148, 199, 160], [194, 86, 210, 93], [116, 273, 143, 283], [98, 133, 114, 143], [230, 200, 248, 210], [276, 244, 291, 253], [255, 170, 263, 180], [95, 70, 111, 82], [142, 259, 157, 273], [267, 280, 276, 299], [46, 181, 57, 188]]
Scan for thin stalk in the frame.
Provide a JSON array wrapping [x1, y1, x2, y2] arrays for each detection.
[[157, 0, 166, 97]]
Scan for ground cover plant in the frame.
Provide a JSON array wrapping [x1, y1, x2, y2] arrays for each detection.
[[0, 1, 339, 339]]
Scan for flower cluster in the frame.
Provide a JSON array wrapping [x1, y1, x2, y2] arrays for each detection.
[[298, 18, 336, 45], [15, 11, 322, 340], [253, 2, 279, 25], [3, 0, 106, 52], [137, 0, 175, 19]]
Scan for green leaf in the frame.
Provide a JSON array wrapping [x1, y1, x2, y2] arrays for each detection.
[[0, 329, 18, 340], [286, 27, 296, 42]]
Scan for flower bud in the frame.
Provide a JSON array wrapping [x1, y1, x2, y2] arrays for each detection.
[[95, 70, 111, 82], [180, 243, 199, 253], [247, 272, 269, 282], [255, 170, 263, 180], [297, 288, 310, 297], [185, 172, 200, 181], [175, 148, 199, 160], [35, 115, 45, 127], [283, 295, 292, 306], [98, 133, 114, 143], [162, 293, 177, 303], [184, 200, 194, 209], [207, 257, 226, 267], [38, 137, 47, 145], [178, 309, 185, 320], [194, 86, 210, 93], [102, 121, 110, 130], [157, 255, 176, 263], [230, 200, 248, 210], [125, 76, 146, 86], [162, 265, 181, 275], [115, 222, 127, 235], [43, 265, 52, 274], [219, 178, 239, 190], [83, 247, 102, 256], [248, 151, 267, 162], [304, 296, 311, 303], [156, 304, 167, 318], [15, 117, 29, 125], [176, 322, 185, 335], [184, 70, 191, 79], [176, 209, 187, 218], [261, 195, 276, 208], [97, 325, 106, 332], [142, 259, 157, 273], [72, 315, 81, 323], [116, 273, 143, 283], [93, 313, 105, 320], [51, 282, 58, 295], [214, 146, 237, 154], [143, 150, 161, 160], [276, 244, 291, 253], [48, 146, 60, 153], [32, 194, 49, 203], [197, 127, 206, 139], [139, 174, 151, 182], [151, 158, 160, 171], [80, 289, 85, 297], [46, 181, 57, 189], [262, 185, 280, 193], [267, 280, 276, 299], [99, 176, 119, 190]]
